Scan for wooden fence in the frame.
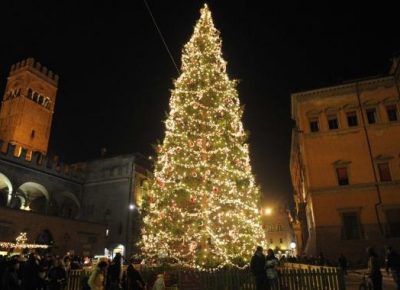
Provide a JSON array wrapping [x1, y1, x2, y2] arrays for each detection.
[[66, 264, 345, 290]]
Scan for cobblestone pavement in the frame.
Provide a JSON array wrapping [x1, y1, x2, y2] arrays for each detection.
[[346, 270, 397, 290]]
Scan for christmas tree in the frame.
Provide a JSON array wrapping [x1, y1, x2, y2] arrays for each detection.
[[141, 4, 265, 269]]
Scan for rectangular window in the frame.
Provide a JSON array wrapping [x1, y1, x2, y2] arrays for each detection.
[[31, 130, 35, 138], [378, 163, 392, 182], [346, 111, 358, 127], [309, 118, 319, 132], [386, 105, 398, 122], [328, 114, 339, 130], [279, 238, 283, 244], [366, 108, 377, 124], [336, 167, 349, 186], [342, 212, 362, 240], [385, 209, 400, 238]]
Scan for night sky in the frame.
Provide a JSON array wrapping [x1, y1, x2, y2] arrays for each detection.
[[1, 1, 399, 203]]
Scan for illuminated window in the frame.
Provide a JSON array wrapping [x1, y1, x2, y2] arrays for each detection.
[[309, 118, 319, 132], [346, 111, 358, 127], [386, 105, 398, 121], [336, 167, 349, 186], [377, 163, 391, 182], [366, 108, 377, 124], [328, 114, 339, 130]]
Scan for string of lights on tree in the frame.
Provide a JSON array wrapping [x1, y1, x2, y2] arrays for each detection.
[[140, 4, 266, 270]]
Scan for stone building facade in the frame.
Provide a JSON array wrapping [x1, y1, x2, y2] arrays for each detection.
[[0, 58, 151, 258], [261, 203, 295, 257], [290, 56, 400, 264]]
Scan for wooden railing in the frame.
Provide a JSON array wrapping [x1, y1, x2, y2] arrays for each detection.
[[66, 264, 345, 290], [67, 269, 91, 290]]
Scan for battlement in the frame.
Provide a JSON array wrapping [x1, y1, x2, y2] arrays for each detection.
[[0, 140, 85, 182], [9, 57, 59, 85]]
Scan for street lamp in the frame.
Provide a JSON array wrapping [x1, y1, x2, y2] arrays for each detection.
[[264, 207, 272, 215], [129, 204, 135, 210], [290, 242, 296, 257]]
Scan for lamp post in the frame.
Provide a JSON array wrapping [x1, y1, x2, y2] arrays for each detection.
[[264, 207, 272, 216], [290, 242, 296, 257]]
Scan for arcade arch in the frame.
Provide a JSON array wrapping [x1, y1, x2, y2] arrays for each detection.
[[0, 173, 13, 206]]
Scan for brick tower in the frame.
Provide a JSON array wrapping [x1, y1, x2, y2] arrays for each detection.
[[0, 58, 58, 156]]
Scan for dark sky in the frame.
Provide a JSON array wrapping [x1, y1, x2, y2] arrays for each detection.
[[1, 1, 399, 203]]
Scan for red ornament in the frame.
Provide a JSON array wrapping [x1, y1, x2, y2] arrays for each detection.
[[156, 178, 165, 188]]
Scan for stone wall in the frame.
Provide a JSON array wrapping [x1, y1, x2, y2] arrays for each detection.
[[0, 206, 106, 256]]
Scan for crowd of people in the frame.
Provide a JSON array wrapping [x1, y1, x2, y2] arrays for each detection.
[[0, 252, 79, 290], [250, 245, 400, 290], [0, 252, 154, 290], [2, 246, 399, 290]]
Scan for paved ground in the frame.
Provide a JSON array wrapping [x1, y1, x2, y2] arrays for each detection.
[[346, 270, 397, 290]]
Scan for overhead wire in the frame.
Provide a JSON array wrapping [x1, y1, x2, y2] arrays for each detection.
[[143, 0, 180, 74]]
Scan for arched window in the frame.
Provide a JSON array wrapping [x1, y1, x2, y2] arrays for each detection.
[[43, 98, 49, 108], [27, 88, 33, 99]]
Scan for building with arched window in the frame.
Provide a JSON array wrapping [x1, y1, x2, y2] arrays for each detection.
[[0, 58, 151, 258]]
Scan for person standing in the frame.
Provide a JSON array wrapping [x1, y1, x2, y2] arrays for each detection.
[[386, 247, 400, 290], [106, 254, 122, 290], [126, 259, 145, 290], [21, 254, 40, 290], [250, 246, 267, 290], [367, 247, 382, 290], [88, 261, 108, 290], [47, 258, 67, 290], [1, 259, 21, 290], [338, 253, 348, 275], [152, 274, 165, 290], [265, 249, 279, 290]]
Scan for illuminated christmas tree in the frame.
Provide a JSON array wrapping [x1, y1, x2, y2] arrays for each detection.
[[141, 4, 265, 269]]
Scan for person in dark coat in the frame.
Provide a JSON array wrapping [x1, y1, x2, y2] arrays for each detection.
[[21, 253, 40, 290], [386, 247, 400, 290], [106, 254, 122, 290], [250, 246, 267, 290], [1, 259, 21, 290], [47, 258, 67, 290], [367, 247, 382, 290], [126, 259, 145, 290], [338, 253, 348, 275]]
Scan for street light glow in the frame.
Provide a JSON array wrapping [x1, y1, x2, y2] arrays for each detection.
[[129, 204, 135, 210], [264, 207, 272, 215]]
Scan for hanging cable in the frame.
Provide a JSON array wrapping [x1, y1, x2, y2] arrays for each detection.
[[143, 0, 180, 74]]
